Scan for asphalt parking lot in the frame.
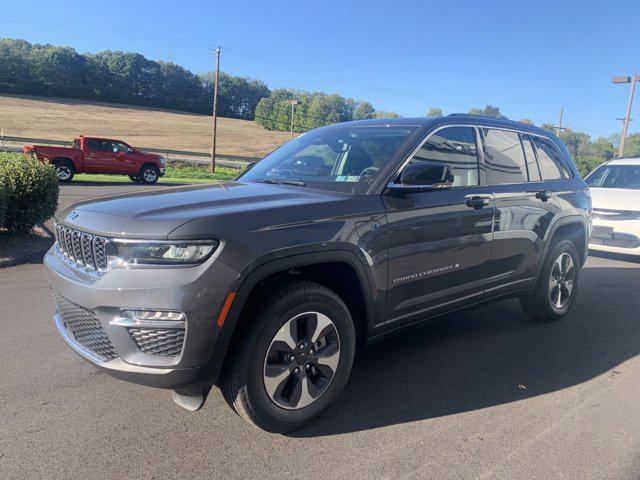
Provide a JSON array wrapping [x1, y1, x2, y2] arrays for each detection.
[[2, 182, 640, 479]]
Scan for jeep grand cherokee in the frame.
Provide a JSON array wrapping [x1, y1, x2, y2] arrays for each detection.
[[45, 115, 591, 432]]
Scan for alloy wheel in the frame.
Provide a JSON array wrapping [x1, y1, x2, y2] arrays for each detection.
[[549, 252, 575, 309], [263, 311, 340, 410], [56, 165, 71, 181], [143, 169, 157, 182]]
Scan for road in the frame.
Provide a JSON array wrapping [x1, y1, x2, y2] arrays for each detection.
[[2, 182, 640, 479]]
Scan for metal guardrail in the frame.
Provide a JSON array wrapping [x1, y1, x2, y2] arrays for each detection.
[[0, 135, 259, 169]]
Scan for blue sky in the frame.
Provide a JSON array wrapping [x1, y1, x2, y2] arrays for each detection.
[[1, 0, 639, 138]]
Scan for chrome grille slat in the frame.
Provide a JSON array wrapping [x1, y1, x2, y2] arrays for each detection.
[[53, 222, 108, 271], [81, 233, 95, 269], [71, 230, 83, 263]]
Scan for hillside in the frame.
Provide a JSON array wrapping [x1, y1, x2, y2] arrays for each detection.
[[0, 94, 292, 159]]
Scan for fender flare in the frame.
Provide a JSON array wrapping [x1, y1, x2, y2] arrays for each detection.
[[205, 248, 376, 383], [537, 214, 589, 274]]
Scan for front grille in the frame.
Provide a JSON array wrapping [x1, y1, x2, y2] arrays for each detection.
[[590, 232, 640, 249], [127, 328, 185, 356], [53, 293, 118, 361], [54, 222, 108, 270], [592, 209, 640, 221]]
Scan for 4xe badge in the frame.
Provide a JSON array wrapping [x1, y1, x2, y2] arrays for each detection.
[[68, 211, 78, 220]]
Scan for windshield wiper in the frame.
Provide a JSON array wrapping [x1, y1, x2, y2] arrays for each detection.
[[260, 178, 306, 187]]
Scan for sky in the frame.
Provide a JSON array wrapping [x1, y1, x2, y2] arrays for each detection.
[[1, 0, 639, 138]]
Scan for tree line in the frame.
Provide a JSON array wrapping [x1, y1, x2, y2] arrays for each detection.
[[0, 38, 269, 119], [253, 89, 400, 132]]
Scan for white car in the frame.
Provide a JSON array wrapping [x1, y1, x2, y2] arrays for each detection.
[[586, 157, 640, 256]]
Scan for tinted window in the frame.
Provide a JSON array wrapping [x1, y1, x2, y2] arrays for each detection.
[[482, 128, 527, 184], [407, 127, 479, 187], [586, 164, 640, 190], [87, 139, 113, 152], [520, 134, 541, 182], [532, 137, 571, 180]]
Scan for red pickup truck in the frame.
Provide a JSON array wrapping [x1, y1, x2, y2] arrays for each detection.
[[24, 136, 166, 184]]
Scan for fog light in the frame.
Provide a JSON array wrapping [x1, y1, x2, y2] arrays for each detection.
[[121, 310, 185, 321], [110, 309, 186, 329]]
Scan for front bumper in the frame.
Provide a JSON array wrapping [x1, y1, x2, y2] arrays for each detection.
[[45, 244, 240, 389], [589, 218, 640, 255]]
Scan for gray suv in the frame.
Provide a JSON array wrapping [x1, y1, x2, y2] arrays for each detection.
[[46, 115, 591, 432]]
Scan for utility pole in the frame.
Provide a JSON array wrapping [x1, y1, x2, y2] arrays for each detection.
[[210, 47, 221, 173], [289, 99, 298, 139], [555, 108, 564, 136], [613, 74, 639, 158]]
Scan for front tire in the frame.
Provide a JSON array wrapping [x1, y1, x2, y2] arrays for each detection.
[[221, 281, 356, 432], [139, 165, 159, 184], [520, 239, 580, 322]]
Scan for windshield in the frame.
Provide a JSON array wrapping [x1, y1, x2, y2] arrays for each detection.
[[239, 125, 419, 193], [586, 164, 640, 190]]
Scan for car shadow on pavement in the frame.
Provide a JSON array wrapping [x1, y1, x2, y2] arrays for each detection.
[[290, 264, 640, 437]]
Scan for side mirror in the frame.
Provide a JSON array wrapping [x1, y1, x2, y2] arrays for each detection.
[[387, 162, 454, 193]]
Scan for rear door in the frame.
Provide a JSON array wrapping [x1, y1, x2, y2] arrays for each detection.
[[84, 139, 116, 173], [483, 129, 561, 295], [382, 126, 495, 328]]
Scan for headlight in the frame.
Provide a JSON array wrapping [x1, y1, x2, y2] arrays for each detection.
[[106, 240, 218, 267]]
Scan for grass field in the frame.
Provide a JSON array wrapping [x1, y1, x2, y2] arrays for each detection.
[[0, 94, 292, 159], [75, 162, 241, 184]]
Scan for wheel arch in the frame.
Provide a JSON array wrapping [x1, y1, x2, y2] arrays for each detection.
[[207, 249, 376, 384], [51, 156, 75, 169], [140, 162, 160, 173], [542, 215, 589, 269]]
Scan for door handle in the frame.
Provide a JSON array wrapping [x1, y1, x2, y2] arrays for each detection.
[[535, 190, 552, 202], [465, 195, 491, 210]]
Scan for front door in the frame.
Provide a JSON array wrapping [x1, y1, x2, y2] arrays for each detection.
[[383, 126, 495, 328]]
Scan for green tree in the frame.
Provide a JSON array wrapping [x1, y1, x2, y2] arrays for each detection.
[[468, 105, 507, 119], [353, 101, 375, 120], [426, 107, 443, 117], [375, 109, 400, 119], [518, 118, 535, 125], [623, 133, 640, 157]]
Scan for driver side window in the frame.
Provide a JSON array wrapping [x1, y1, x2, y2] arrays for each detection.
[[406, 127, 479, 187]]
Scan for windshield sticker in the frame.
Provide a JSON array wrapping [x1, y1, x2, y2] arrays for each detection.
[[335, 175, 361, 182]]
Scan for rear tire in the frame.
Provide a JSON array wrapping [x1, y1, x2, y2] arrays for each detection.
[[221, 281, 356, 432], [520, 239, 580, 322], [139, 165, 159, 184], [54, 160, 74, 183]]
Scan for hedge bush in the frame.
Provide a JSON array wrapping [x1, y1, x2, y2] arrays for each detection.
[[0, 152, 59, 234]]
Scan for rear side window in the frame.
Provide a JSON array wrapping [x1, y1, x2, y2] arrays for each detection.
[[521, 134, 542, 182], [482, 128, 527, 184], [87, 139, 100, 150], [409, 126, 479, 187], [532, 137, 572, 180]]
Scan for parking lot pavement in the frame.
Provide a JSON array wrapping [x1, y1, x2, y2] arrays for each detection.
[[2, 182, 640, 479]]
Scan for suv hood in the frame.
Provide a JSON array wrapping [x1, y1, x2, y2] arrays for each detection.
[[590, 187, 640, 212], [57, 181, 353, 238]]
